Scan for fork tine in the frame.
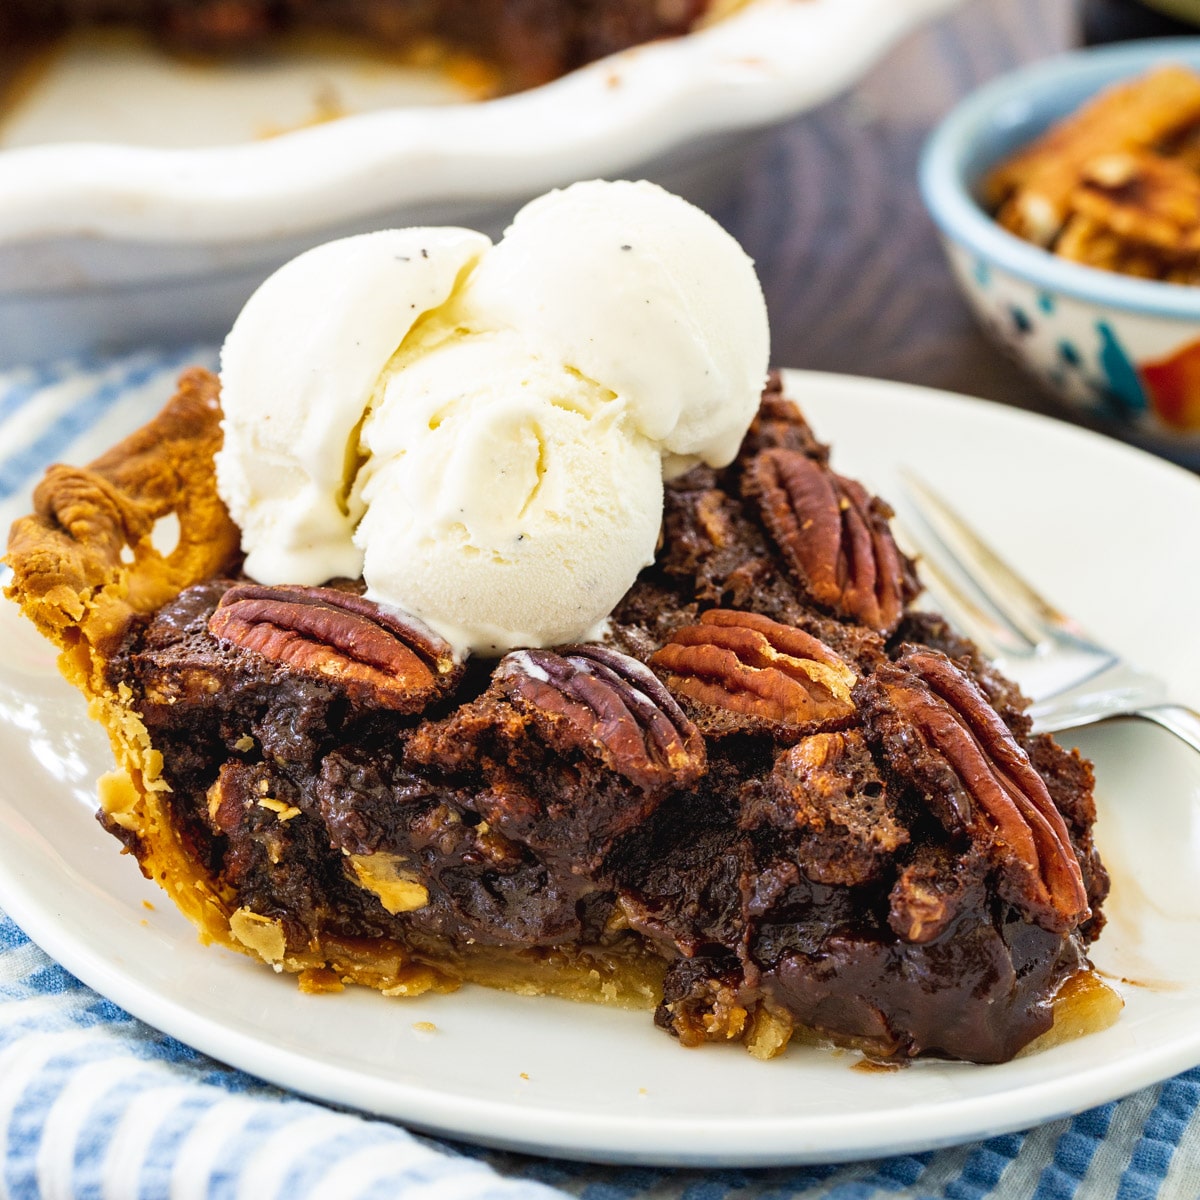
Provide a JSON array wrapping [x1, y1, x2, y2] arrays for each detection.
[[892, 518, 1035, 660], [900, 470, 1096, 652]]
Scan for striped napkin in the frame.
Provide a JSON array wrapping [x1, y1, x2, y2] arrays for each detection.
[[1, 349, 1198, 1200]]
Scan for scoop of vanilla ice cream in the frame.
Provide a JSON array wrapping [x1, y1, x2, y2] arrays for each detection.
[[216, 180, 770, 657], [462, 180, 769, 477], [217, 226, 490, 585], [354, 325, 662, 654]]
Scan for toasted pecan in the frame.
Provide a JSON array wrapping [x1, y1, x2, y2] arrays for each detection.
[[6, 368, 240, 674], [864, 647, 1089, 934], [498, 643, 706, 793], [209, 584, 461, 712]]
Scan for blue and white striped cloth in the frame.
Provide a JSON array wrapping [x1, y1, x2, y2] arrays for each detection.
[[2, 347, 1200, 1200]]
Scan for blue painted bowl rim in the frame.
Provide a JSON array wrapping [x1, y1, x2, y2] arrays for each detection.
[[920, 38, 1200, 321]]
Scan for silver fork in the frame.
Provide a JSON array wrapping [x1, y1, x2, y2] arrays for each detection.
[[899, 471, 1200, 754]]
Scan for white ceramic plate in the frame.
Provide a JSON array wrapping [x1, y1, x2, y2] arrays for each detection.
[[0, 0, 960, 368], [1, 369, 1198, 1168]]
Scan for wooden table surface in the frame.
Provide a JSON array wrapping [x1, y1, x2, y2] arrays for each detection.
[[719, 0, 1084, 421]]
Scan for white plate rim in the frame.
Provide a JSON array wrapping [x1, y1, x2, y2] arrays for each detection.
[[0, 367, 1198, 1167], [0, 0, 959, 244]]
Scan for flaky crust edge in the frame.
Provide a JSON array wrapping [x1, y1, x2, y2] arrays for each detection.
[[5, 369, 248, 949]]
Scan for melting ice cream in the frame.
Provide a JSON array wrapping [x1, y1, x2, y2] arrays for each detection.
[[216, 180, 770, 655]]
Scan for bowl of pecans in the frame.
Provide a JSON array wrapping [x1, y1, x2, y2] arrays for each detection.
[[920, 39, 1200, 457]]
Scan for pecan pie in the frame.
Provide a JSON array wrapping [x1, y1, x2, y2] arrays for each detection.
[[0, 0, 723, 92], [5, 370, 1112, 1064]]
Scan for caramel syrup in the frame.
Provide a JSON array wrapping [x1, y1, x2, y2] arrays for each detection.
[[851, 1058, 906, 1073], [1019, 968, 1124, 1056]]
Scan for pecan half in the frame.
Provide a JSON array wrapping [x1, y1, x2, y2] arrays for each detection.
[[208, 584, 461, 712], [649, 609, 856, 737], [656, 956, 748, 1048], [745, 448, 914, 633], [496, 644, 705, 793], [866, 647, 1089, 933]]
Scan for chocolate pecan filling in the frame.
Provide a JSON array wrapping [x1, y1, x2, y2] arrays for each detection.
[[83, 376, 1109, 1065]]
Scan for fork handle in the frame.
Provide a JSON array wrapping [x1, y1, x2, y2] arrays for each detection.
[[1135, 704, 1200, 756]]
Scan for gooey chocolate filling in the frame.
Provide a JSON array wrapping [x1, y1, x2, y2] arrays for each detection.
[[105, 383, 1109, 1064]]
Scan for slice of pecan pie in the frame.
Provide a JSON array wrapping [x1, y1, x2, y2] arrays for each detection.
[[6, 369, 1113, 1064]]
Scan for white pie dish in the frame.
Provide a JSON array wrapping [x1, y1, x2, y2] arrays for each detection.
[[0, 0, 958, 369]]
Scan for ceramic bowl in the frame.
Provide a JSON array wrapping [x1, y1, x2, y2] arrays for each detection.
[[920, 38, 1200, 461], [0, 0, 958, 369]]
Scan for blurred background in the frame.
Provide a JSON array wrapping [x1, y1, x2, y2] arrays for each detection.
[[717, 0, 1082, 414]]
